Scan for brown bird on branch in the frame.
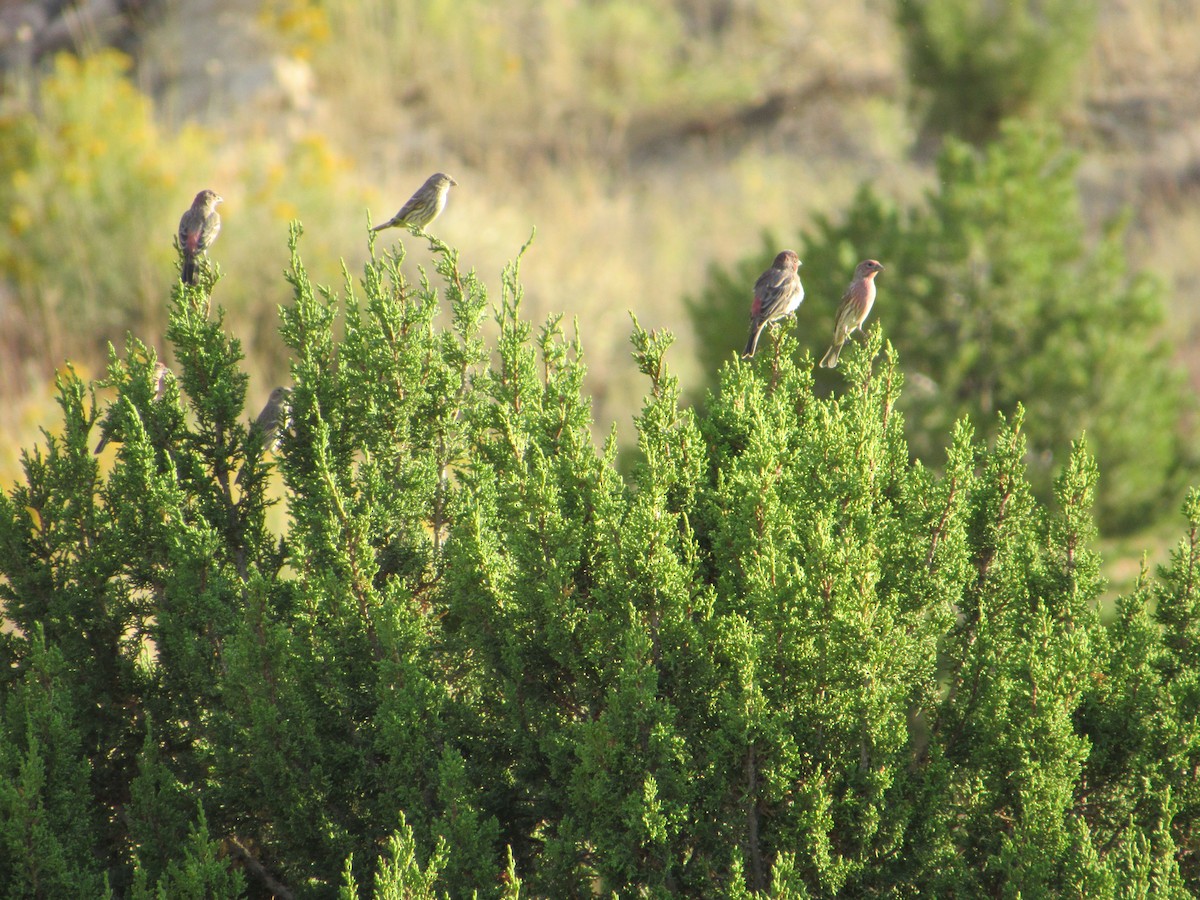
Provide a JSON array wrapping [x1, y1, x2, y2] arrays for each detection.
[[178, 189, 223, 285], [372, 173, 457, 233], [236, 387, 291, 486], [819, 260, 885, 368], [742, 250, 804, 358]]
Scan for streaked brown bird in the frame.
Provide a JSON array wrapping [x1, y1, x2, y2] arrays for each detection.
[[819, 260, 885, 368], [236, 386, 291, 485], [249, 387, 291, 455], [372, 173, 457, 233], [178, 189, 223, 285], [742, 250, 804, 358], [151, 362, 170, 402]]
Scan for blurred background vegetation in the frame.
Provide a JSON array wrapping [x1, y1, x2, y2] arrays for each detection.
[[1, 0, 1199, 565]]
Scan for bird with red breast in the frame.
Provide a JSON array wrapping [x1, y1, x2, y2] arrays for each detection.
[[819, 260, 885, 368], [178, 189, 223, 285]]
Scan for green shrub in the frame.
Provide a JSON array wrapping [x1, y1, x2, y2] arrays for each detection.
[[895, 0, 1096, 143], [0, 227, 1197, 896]]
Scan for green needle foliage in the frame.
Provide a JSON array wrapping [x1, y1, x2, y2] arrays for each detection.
[[0, 226, 1197, 897]]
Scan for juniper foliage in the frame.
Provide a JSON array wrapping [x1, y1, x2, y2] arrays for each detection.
[[0, 227, 1196, 897]]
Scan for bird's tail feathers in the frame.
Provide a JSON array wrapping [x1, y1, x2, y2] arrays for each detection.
[[819, 344, 840, 368], [742, 331, 760, 359]]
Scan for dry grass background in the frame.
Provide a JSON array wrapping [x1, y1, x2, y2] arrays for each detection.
[[287, 0, 916, 429], [2, 0, 1199, 584]]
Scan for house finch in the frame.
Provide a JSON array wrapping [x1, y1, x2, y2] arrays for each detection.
[[178, 189, 223, 285], [742, 250, 804, 358], [151, 361, 170, 402], [94, 362, 171, 454], [248, 387, 291, 455], [236, 387, 291, 485], [372, 173, 457, 233], [819, 260, 885, 368]]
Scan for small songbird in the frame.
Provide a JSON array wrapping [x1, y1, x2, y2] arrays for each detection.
[[742, 250, 804, 358], [151, 361, 170, 403], [248, 387, 291, 455], [819, 260, 885, 368], [178, 189, 223, 285], [236, 386, 291, 485], [372, 173, 457, 233]]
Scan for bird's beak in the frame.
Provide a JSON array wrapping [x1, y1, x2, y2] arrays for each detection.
[[450, 177, 458, 186]]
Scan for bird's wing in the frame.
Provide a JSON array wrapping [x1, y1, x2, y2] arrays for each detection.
[[755, 269, 800, 319], [179, 209, 203, 251]]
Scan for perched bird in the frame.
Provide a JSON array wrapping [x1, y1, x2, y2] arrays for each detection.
[[150, 361, 170, 403], [237, 387, 291, 485], [742, 250, 804, 358], [248, 387, 291, 455], [178, 189, 223, 285], [94, 362, 172, 454], [372, 173, 457, 233], [819, 260, 885, 368]]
